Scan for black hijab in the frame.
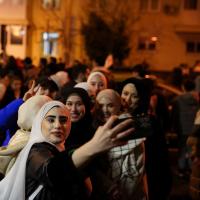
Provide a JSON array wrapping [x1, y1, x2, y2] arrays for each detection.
[[60, 87, 94, 149], [119, 77, 150, 115]]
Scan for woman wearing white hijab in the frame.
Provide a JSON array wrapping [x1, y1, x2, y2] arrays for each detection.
[[0, 95, 52, 176], [87, 71, 108, 97], [75, 82, 95, 98], [93, 89, 121, 128], [0, 101, 134, 199]]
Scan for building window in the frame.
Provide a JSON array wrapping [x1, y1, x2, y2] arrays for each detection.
[[140, 0, 148, 10], [186, 41, 200, 53], [42, 0, 60, 9], [10, 26, 25, 45], [137, 36, 157, 51], [42, 32, 59, 56], [184, 0, 197, 10], [140, 0, 160, 11]]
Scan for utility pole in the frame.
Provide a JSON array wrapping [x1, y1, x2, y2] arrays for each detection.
[[0, 25, 6, 53]]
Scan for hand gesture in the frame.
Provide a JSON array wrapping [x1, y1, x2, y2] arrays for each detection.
[[90, 115, 134, 154], [72, 116, 134, 168], [22, 81, 43, 101], [104, 54, 113, 69]]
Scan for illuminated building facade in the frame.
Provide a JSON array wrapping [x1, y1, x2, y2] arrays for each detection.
[[0, 0, 200, 70]]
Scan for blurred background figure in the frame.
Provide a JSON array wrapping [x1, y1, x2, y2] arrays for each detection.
[[171, 79, 200, 179], [87, 71, 108, 98]]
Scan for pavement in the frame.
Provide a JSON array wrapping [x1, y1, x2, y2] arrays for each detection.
[[168, 148, 192, 200]]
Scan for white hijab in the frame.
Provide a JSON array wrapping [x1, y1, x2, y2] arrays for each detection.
[[50, 71, 70, 88], [0, 101, 71, 200], [87, 71, 108, 88], [75, 82, 89, 93], [75, 82, 96, 98], [96, 89, 121, 114], [17, 95, 52, 131]]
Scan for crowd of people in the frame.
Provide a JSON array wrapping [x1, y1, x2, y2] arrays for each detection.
[[0, 54, 199, 200]]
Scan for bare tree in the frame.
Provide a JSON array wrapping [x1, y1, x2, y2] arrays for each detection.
[[81, 0, 140, 65]]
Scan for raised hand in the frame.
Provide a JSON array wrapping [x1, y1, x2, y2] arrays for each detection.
[[72, 116, 134, 169], [22, 81, 42, 101], [90, 115, 134, 154], [104, 54, 113, 69]]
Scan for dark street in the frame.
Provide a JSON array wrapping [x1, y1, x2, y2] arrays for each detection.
[[169, 148, 191, 200]]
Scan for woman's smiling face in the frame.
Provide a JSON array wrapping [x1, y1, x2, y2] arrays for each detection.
[[65, 94, 86, 123]]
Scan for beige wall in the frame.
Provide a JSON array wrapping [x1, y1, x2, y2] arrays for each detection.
[[27, 0, 84, 66], [0, 0, 28, 58], [0, 0, 27, 22], [124, 1, 200, 71], [1, 0, 200, 71]]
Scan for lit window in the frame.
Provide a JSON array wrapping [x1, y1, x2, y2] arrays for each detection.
[[42, 32, 59, 56], [42, 0, 60, 9], [10, 25, 25, 45], [137, 36, 157, 51]]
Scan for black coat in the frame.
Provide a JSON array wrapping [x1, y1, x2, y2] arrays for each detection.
[[26, 142, 89, 200]]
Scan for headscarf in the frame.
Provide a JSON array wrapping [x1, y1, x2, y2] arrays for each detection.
[[93, 89, 121, 129], [96, 89, 121, 114], [120, 77, 150, 114], [74, 81, 96, 97], [75, 82, 89, 93], [0, 101, 71, 200], [61, 87, 94, 149], [0, 95, 52, 175], [87, 71, 108, 89], [50, 71, 70, 88], [17, 95, 52, 131]]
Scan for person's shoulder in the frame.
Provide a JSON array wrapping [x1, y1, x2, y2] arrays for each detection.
[[31, 142, 57, 153]]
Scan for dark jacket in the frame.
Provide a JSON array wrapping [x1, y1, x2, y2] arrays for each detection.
[[172, 93, 200, 136], [26, 142, 89, 200], [59, 87, 94, 150]]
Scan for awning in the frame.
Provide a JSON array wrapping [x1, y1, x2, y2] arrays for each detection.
[[175, 24, 200, 34], [0, 19, 29, 25]]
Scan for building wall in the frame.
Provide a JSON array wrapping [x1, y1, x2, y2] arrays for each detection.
[[125, 0, 200, 71], [0, 0, 27, 21], [1, 0, 200, 71], [27, 0, 84, 66], [0, 0, 28, 58]]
